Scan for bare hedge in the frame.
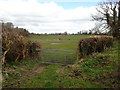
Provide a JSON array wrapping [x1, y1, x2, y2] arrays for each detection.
[[78, 36, 113, 58], [2, 26, 41, 64]]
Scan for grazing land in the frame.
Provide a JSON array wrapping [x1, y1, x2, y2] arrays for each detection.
[[27, 35, 90, 50], [2, 35, 120, 88], [27, 35, 91, 64]]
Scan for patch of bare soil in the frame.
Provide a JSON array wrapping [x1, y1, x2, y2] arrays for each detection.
[[56, 67, 65, 73], [33, 66, 45, 73]]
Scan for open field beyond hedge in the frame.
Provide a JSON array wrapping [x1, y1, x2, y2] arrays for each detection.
[[27, 35, 90, 50], [2, 35, 120, 88]]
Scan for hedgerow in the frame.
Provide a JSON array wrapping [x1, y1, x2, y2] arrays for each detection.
[[2, 24, 41, 65], [78, 36, 113, 58]]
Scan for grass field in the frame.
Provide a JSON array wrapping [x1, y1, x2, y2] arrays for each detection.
[[27, 35, 90, 50], [2, 35, 120, 88], [27, 35, 91, 64]]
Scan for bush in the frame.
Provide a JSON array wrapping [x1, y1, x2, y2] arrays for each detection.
[[78, 36, 113, 58], [2, 25, 41, 64]]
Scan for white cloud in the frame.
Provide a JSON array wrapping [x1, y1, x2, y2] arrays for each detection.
[[0, 0, 96, 33]]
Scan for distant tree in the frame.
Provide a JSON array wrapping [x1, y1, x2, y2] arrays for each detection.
[[17, 28, 29, 36], [77, 32, 80, 35], [64, 32, 67, 35], [82, 31, 88, 35], [71, 33, 75, 35], [44, 33, 47, 35], [88, 30, 92, 35], [92, 0, 120, 39]]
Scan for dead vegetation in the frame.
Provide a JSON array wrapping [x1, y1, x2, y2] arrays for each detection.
[[78, 36, 113, 58], [2, 23, 41, 65]]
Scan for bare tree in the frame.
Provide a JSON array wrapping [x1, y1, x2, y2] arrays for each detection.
[[92, 0, 120, 39], [91, 23, 102, 34]]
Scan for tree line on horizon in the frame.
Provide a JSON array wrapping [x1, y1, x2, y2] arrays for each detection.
[[2, 22, 108, 36]]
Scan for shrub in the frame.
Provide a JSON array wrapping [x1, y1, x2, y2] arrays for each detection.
[[78, 36, 113, 58], [2, 25, 41, 65], [27, 40, 41, 58]]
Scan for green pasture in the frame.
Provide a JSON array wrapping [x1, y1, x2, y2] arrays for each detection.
[[27, 35, 90, 50], [27, 35, 91, 64]]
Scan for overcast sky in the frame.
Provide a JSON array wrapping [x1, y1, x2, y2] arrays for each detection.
[[0, 0, 100, 34]]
